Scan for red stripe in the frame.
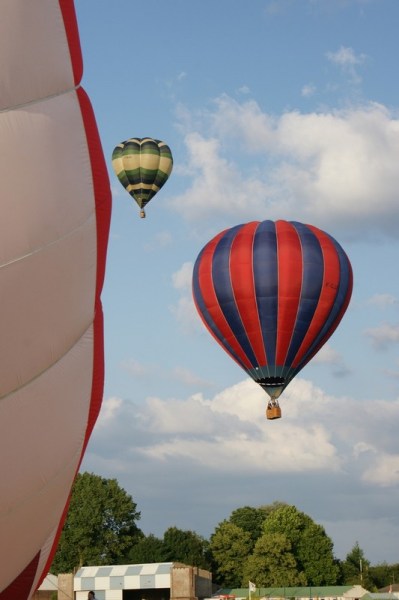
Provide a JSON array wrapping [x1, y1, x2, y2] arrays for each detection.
[[292, 226, 340, 367], [59, 0, 83, 85], [275, 221, 302, 365], [197, 233, 253, 370], [76, 87, 112, 298], [0, 552, 40, 600], [230, 222, 267, 365]]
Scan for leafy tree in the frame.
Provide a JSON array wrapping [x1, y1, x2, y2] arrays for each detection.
[[228, 506, 268, 548], [368, 562, 399, 590], [296, 522, 340, 584], [242, 532, 307, 587], [51, 472, 142, 573], [127, 534, 165, 563], [162, 527, 210, 569], [262, 504, 339, 585], [209, 521, 252, 587], [225, 503, 288, 555]]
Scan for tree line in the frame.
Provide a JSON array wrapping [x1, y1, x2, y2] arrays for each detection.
[[51, 472, 398, 591]]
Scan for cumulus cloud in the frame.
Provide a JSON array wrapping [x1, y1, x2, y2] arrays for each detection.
[[169, 96, 399, 238], [89, 377, 399, 483], [83, 379, 399, 557], [361, 453, 399, 486]]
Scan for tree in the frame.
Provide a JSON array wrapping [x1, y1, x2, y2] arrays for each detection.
[[262, 504, 340, 585], [242, 532, 307, 587], [341, 542, 372, 588], [368, 562, 399, 590], [209, 521, 252, 587], [127, 534, 165, 564], [162, 527, 210, 569], [51, 472, 142, 573], [228, 506, 268, 549]]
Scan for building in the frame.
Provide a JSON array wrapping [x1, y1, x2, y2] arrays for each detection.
[[212, 585, 370, 600], [74, 562, 213, 600]]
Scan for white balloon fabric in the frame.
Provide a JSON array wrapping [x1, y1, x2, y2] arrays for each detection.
[[0, 1, 111, 598]]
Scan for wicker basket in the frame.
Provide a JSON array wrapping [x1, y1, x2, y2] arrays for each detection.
[[266, 406, 282, 420]]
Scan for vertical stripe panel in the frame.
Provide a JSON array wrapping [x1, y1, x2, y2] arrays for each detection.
[[275, 220, 303, 366], [291, 227, 340, 367], [212, 226, 258, 366], [284, 222, 324, 367], [253, 220, 278, 366], [229, 222, 267, 366], [192, 231, 253, 370], [296, 228, 353, 368]]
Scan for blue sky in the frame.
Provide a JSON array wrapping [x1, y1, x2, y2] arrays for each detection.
[[76, 0, 399, 565]]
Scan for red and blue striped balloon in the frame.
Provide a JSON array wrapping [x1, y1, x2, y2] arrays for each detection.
[[192, 220, 353, 416]]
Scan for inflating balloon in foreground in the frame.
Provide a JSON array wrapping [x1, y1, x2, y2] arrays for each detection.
[[192, 220, 353, 420], [112, 137, 173, 218], [0, 1, 111, 598]]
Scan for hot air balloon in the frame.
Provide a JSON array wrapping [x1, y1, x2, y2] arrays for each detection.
[[192, 220, 353, 420], [112, 137, 173, 218], [0, 1, 111, 598]]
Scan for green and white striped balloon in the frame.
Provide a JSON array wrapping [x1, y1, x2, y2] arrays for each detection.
[[112, 137, 173, 217]]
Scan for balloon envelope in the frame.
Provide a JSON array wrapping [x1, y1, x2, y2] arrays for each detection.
[[0, 1, 111, 597], [192, 220, 353, 411], [112, 137, 173, 216]]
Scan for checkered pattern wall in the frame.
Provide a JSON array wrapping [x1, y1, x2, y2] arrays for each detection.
[[74, 562, 173, 600]]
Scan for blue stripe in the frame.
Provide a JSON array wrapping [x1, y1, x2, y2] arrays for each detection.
[[284, 222, 324, 366], [253, 220, 278, 366], [212, 224, 258, 366]]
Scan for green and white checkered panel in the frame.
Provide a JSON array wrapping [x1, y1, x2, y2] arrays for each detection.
[[74, 563, 173, 600]]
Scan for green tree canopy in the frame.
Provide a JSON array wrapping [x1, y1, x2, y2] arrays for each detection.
[[262, 504, 339, 585], [127, 534, 165, 564], [341, 542, 372, 588], [209, 521, 252, 587], [368, 562, 399, 590], [162, 527, 210, 569], [242, 532, 307, 587], [228, 506, 268, 548], [51, 472, 142, 573]]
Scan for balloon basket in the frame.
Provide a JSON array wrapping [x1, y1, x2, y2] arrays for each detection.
[[140, 209, 146, 218], [266, 406, 282, 420]]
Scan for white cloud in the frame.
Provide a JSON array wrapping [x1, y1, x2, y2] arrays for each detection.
[[83, 379, 399, 559], [171, 366, 213, 388], [327, 46, 366, 68], [172, 262, 193, 291], [367, 294, 398, 308], [169, 294, 199, 334], [121, 358, 151, 377], [170, 96, 399, 238], [364, 323, 399, 349], [90, 378, 399, 484], [312, 344, 343, 365], [362, 453, 399, 486], [326, 46, 367, 84], [301, 83, 316, 97]]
